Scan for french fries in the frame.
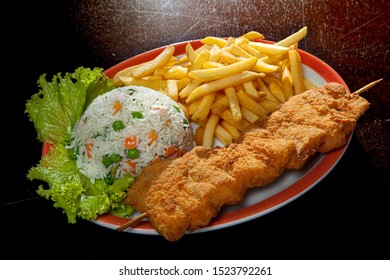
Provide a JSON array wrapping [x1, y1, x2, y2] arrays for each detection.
[[191, 92, 216, 122], [236, 90, 268, 117], [113, 26, 315, 148], [215, 125, 233, 145], [189, 56, 257, 82], [275, 26, 308, 47], [186, 71, 264, 103], [130, 45, 175, 78]]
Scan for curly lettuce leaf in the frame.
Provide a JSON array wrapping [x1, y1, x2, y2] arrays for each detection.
[[27, 144, 79, 185], [25, 67, 113, 144], [27, 144, 85, 223], [27, 144, 134, 223]]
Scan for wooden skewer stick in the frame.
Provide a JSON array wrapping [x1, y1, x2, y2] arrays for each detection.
[[353, 78, 383, 95], [116, 212, 147, 232]]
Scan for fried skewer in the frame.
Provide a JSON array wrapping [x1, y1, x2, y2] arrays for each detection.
[[117, 81, 378, 238]]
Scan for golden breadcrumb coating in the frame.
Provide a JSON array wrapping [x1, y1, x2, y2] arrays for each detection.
[[125, 82, 370, 241]]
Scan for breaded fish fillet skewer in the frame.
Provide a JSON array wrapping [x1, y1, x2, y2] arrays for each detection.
[[238, 82, 370, 168], [125, 138, 296, 241], [123, 82, 370, 241]]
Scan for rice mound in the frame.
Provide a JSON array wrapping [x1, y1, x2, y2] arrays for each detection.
[[68, 85, 194, 182]]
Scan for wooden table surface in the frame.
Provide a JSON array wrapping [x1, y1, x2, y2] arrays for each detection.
[[2, 0, 389, 260]]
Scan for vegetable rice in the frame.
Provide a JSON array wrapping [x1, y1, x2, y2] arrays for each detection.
[[68, 85, 194, 182]]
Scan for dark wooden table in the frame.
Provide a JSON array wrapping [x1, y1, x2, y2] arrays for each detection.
[[2, 0, 389, 260]]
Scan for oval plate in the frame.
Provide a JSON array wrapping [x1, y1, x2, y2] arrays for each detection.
[[87, 40, 350, 235]]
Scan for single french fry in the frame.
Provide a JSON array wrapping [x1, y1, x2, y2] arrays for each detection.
[[186, 71, 264, 103], [215, 125, 233, 146], [275, 26, 308, 47], [189, 56, 257, 82], [269, 81, 285, 103], [201, 36, 228, 48], [289, 49, 305, 95], [281, 66, 294, 100], [240, 31, 265, 41], [166, 80, 179, 101], [118, 76, 167, 91], [220, 120, 241, 140], [191, 92, 216, 122], [179, 79, 201, 99], [203, 113, 220, 148], [243, 81, 261, 100], [236, 90, 268, 117], [224, 87, 242, 122], [248, 41, 290, 56], [130, 45, 175, 78]]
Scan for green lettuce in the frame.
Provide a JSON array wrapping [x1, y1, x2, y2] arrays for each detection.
[[26, 67, 114, 144], [26, 67, 134, 223]]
